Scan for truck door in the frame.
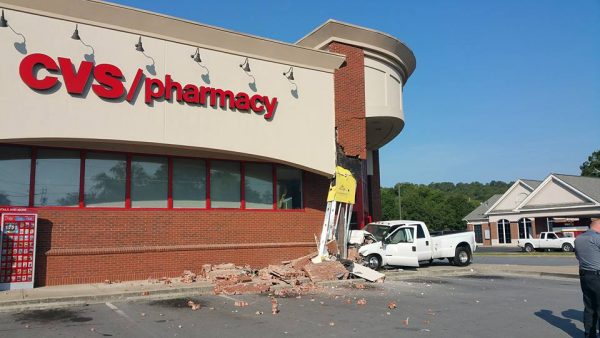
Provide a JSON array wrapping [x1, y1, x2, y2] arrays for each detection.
[[383, 227, 419, 267], [546, 233, 560, 249], [540, 233, 549, 248], [411, 223, 431, 262]]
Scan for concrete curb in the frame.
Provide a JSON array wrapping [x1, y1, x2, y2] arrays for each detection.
[[0, 284, 215, 313], [0, 279, 367, 313]]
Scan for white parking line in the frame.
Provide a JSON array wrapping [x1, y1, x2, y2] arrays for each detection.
[[105, 302, 161, 338], [218, 294, 243, 302]]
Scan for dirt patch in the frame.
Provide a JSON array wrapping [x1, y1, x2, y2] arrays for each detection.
[[403, 278, 450, 285], [343, 282, 378, 290], [459, 275, 508, 280], [13, 308, 93, 324], [148, 297, 209, 309]]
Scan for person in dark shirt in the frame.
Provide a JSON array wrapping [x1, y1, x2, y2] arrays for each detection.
[[575, 219, 600, 338]]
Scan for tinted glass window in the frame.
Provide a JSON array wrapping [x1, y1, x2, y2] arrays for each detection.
[[84, 152, 126, 207], [173, 158, 206, 208], [276, 166, 302, 209], [35, 149, 80, 206], [245, 163, 273, 209], [547, 233, 557, 240], [131, 156, 168, 208], [414, 224, 425, 239], [0, 146, 31, 206], [210, 161, 241, 208]]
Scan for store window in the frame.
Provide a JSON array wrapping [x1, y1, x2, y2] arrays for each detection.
[[131, 156, 168, 208], [35, 149, 80, 207], [84, 152, 126, 207], [210, 161, 241, 208], [497, 219, 512, 244], [244, 163, 273, 209], [0, 146, 31, 206], [173, 158, 206, 208], [276, 166, 302, 209], [518, 218, 532, 239]]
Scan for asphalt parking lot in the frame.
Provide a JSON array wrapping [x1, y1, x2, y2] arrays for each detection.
[[0, 274, 586, 338], [474, 254, 577, 266]]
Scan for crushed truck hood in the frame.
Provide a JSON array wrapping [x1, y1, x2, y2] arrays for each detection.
[[358, 242, 382, 255]]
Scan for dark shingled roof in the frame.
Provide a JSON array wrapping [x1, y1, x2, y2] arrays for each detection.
[[554, 174, 600, 203], [463, 194, 503, 221], [521, 179, 542, 190]]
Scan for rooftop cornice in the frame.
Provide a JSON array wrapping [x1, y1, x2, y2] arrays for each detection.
[[0, 0, 346, 73]]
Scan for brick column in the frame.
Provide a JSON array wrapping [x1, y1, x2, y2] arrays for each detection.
[[328, 42, 366, 160]]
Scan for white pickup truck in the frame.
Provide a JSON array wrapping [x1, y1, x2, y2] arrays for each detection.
[[517, 232, 575, 252], [357, 220, 477, 269]]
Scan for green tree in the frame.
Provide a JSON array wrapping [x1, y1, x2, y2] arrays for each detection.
[[580, 150, 600, 178], [380, 181, 511, 230]]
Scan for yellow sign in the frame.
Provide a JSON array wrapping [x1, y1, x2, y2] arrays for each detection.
[[326, 166, 357, 204]]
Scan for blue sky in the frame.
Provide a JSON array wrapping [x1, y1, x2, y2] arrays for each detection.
[[111, 0, 599, 186]]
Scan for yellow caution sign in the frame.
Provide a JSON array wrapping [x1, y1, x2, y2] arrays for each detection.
[[326, 166, 357, 204]]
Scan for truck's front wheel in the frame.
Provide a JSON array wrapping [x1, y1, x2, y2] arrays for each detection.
[[453, 246, 471, 267], [365, 254, 382, 270], [562, 243, 573, 252]]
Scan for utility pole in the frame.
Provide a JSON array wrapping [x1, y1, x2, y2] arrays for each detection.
[[397, 184, 402, 219]]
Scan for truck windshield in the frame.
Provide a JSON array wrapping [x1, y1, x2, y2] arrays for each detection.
[[365, 224, 396, 241]]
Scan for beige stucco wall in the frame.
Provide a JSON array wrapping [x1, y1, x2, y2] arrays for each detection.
[[525, 180, 588, 206], [493, 183, 531, 211], [0, 9, 336, 175], [364, 55, 405, 150], [364, 56, 404, 121]]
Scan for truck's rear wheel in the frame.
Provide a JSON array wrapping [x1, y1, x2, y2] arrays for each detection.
[[365, 254, 381, 270], [454, 246, 471, 267], [562, 243, 573, 252], [524, 244, 534, 253]]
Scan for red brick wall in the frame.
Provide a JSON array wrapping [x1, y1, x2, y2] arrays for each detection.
[[329, 42, 367, 160], [490, 222, 498, 243], [509, 222, 519, 243], [33, 172, 329, 286], [370, 150, 382, 221]]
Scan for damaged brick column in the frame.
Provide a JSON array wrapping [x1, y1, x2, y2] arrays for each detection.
[[328, 42, 368, 228], [328, 42, 367, 160], [329, 42, 369, 228]]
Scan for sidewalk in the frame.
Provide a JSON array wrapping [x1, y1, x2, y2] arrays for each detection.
[[0, 279, 214, 312], [0, 263, 579, 312]]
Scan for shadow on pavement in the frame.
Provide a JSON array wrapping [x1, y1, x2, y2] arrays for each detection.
[[535, 309, 583, 337]]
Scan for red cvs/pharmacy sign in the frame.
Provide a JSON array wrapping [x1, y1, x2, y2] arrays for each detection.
[[18, 53, 278, 120]]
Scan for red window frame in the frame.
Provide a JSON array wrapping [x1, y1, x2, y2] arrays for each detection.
[[0, 144, 305, 212]]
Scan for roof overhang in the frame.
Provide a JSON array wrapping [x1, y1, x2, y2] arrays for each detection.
[[296, 19, 416, 83], [0, 0, 346, 73]]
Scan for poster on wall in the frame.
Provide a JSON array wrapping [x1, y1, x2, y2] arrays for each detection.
[[0, 213, 38, 291]]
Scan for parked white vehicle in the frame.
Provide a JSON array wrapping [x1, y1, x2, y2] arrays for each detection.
[[357, 220, 477, 269], [517, 232, 575, 252]]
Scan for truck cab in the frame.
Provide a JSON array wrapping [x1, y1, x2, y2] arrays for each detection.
[[357, 220, 476, 269], [517, 232, 575, 252]]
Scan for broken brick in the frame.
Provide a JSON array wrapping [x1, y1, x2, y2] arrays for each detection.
[[303, 261, 349, 282]]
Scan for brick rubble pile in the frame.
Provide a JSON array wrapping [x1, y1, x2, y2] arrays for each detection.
[[199, 252, 351, 296]]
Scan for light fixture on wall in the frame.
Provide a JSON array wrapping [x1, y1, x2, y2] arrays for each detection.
[[0, 10, 8, 28], [135, 36, 144, 52], [71, 24, 81, 40], [190, 47, 202, 63], [283, 67, 294, 81], [239, 57, 251, 72]]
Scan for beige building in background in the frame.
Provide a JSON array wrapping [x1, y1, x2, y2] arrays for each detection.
[[465, 174, 600, 246]]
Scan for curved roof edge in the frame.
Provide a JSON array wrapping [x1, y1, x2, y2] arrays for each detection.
[[0, 0, 346, 73], [296, 19, 416, 82]]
